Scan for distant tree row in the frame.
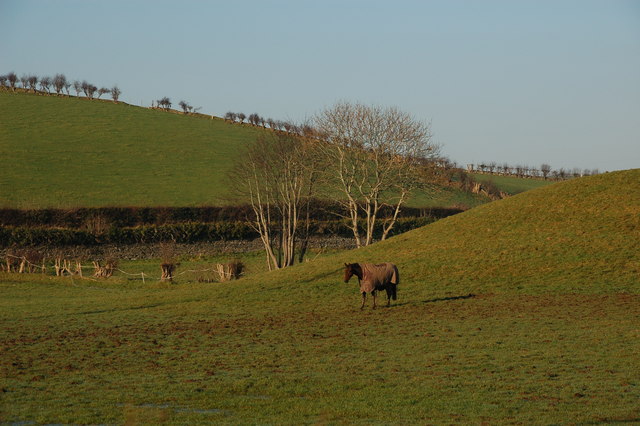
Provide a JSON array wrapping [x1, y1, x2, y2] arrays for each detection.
[[151, 97, 201, 115], [224, 111, 319, 135], [467, 162, 599, 180], [0, 71, 121, 102]]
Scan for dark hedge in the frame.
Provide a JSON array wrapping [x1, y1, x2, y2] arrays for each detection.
[[0, 217, 437, 247], [0, 202, 462, 228]]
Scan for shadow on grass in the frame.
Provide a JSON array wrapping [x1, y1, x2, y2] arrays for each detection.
[[421, 293, 476, 304], [348, 294, 477, 310]]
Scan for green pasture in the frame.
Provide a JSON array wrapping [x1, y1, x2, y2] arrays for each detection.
[[0, 92, 488, 209], [0, 92, 260, 208], [470, 172, 554, 195], [1, 170, 638, 424]]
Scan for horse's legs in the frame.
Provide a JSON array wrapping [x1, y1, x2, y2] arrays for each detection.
[[386, 288, 391, 307], [372, 291, 377, 309], [360, 292, 366, 310]]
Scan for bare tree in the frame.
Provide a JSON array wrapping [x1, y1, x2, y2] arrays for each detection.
[[231, 132, 320, 270], [557, 168, 567, 180], [39, 76, 52, 94], [6, 72, 17, 91], [157, 97, 171, 110], [540, 163, 551, 180], [282, 121, 294, 133], [97, 87, 110, 99], [315, 102, 439, 247], [81, 81, 97, 99], [224, 111, 237, 122], [111, 85, 121, 102], [19, 75, 29, 89], [237, 112, 246, 123], [72, 80, 82, 96], [0, 75, 7, 89], [52, 74, 67, 95], [248, 113, 260, 126], [63, 81, 71, 95], [178, 100, 192, 114]]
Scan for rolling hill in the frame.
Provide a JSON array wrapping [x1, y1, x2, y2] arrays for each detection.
[[1, 170, 638, 423], [0, 91, 488, 209]]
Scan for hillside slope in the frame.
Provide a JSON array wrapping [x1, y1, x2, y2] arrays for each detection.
[[256, 169, 639, 299], [0, 92, 261, 208], [0, 92, 488, 209]]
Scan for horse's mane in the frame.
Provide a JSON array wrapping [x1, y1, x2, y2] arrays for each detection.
[[348, 263, 363, 280]]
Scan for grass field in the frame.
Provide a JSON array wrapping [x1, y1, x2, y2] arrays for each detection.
[[0, 92, 261, 208], [470, 173, 554, 195], [0, 91, 488, 209], [1, 170, 638, 424]]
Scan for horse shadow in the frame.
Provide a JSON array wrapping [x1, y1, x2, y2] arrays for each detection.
[[421, 293, 476, 304]]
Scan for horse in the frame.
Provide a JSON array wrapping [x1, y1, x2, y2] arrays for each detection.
[[343, 262, 399, 309]]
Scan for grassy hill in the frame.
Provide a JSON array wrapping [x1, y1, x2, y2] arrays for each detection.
[[1, 170, 638, 423], [470, 172, 554, 195], [0, 92, 487, 209], [0, 92, 262, 208]]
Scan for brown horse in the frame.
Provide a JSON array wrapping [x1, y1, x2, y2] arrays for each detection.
[[343, 262, 399, 309]]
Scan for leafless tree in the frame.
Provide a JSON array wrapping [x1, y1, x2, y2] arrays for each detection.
[[237, 112, 246, 123], [282, 121, 294, 133], [248, 113, 261, 126], [97, 87, 110, 99], [81, 81, 97, 98], [39, 76, 52, 94], [72, 80, 82, 96], [53, 74, 67, 95], [178, 100, 192, 114], [0, 75, 7, 89], [19, 75, 29, 89], [231, 132, 321, 270], [111, 85, 121, 102], [157, 97, 171, 110], [557, 168, 567, 180], [64, 81, 71, 95], [314, 102, 439, 247], [540, 163, 551, 180], [224, 111, 237, 122], [6, 72, 17, 91]]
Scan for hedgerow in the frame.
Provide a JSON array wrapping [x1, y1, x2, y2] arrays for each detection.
[[0, 216, 437, 247]]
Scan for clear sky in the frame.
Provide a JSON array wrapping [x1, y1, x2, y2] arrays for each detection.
[[2, 0, 639, 172]]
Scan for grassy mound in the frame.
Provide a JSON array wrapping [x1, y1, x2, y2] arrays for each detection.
[[1, 144, 638, 421], [0, 91, 486, 208]]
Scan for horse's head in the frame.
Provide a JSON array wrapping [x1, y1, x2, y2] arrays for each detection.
[[343, 263, 360, 283]]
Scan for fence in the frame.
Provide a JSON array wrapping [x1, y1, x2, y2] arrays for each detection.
[[2, 254, 242, 283]]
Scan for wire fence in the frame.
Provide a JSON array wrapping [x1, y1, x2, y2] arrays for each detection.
[[2, 254, 238, 283]]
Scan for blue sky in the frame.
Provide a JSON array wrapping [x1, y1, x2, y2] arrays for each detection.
[[2, 0, 639, 171]]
